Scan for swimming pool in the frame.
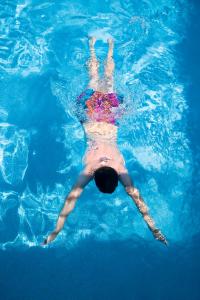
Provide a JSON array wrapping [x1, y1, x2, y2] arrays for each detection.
[[0, 0, 199, 299]]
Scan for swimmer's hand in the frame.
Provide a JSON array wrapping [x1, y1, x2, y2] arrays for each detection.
[[153, 229, 168, 246], [42, 231, 59, 246]]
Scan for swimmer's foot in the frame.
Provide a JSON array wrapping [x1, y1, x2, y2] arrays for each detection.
[[107, 38, 114, 58], [89, 36, 96, 50], [108, 37, 114, 46]]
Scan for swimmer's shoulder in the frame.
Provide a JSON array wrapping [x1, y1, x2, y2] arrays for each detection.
[[83, 162, 95, 177]]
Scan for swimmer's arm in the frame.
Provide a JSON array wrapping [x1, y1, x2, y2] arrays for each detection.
[[42, 167, 93, 245], [119, 168, 168, 245]]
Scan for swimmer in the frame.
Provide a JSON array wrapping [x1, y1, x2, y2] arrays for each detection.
[[43, 37, 168, 246]]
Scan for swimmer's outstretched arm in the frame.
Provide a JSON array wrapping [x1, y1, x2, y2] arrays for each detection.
[[119, 168, 168, 245], [42, 167, 93, 245]]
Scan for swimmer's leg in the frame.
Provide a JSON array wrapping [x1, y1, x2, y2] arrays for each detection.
[[103, 38, 115, 92], [87, 37, 99, 91]]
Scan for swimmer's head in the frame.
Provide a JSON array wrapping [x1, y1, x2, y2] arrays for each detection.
[[94, 166, 118, 194]]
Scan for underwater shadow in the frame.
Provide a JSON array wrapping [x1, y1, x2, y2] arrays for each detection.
[[0, 236, 200, 300]]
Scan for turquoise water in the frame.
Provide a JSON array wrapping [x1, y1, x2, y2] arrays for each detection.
[[0, 0, 200, 299]]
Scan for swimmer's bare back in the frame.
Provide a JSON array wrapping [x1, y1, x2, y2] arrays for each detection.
[[82, 121, 125, 173], [42, 37, 168, 246]]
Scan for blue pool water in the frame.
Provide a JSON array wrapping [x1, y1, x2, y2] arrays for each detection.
[[0, 0, 200, 299]]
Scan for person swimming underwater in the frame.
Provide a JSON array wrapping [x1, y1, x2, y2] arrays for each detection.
[[43, 37, 167, 245]]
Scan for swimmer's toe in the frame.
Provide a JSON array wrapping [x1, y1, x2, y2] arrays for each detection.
[[89, 36, 97, 47]]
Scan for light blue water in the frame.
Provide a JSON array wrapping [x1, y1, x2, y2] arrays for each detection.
[[0, 0, 200, 299]]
